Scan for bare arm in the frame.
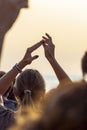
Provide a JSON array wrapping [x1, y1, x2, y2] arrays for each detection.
[[0, 40, 43, 95], [42, 33, 71, 83], [0, 0, 29, 60]]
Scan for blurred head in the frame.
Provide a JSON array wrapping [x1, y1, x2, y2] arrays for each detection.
[[10, 81, 87, 130], [14, 69, 45, 106], [0, 71, 6, 77], [40, 81, 87, 130], [81, 51, 87, 79]]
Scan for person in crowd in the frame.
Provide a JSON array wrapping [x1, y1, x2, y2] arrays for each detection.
[[9, 33, 72, 130], [42, 33, 71, 95], [10, 81, 87, 130], [0, 40, 43, 130], [0, 71, 18, 111], [42, 33, 71, 83], [0, 0, 29, 59], [13, 33, 71, 111], [0, 33, 71, 130], [3, 81, 18, 111], [0, 41, 43, 95], [13, 69, 45, 114]]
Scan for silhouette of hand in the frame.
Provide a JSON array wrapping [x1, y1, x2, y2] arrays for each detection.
[[42, 33, 55, 61], [22, 40, 43, 65]]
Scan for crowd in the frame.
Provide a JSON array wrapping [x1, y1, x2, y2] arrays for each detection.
[[0, 0, 87, 130]]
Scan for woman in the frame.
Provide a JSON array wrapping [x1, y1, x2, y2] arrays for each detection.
[[0, 40, 43, 130], [9, 33, 72, 130], [14, 69, 45, 112], [13, 33, 71, 111]]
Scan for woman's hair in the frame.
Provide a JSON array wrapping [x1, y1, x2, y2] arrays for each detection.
[[14, 69, 45, 107], [0, 71, 6, 77]]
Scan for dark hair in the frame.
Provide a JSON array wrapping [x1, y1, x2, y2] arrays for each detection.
[[0, 71, 6, 77], [81, 51, 87, 78], [14, 69, 45, 106]]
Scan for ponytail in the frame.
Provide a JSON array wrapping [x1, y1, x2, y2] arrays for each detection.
[[21, 89, 34, 115], [22, 90, 34, 107]]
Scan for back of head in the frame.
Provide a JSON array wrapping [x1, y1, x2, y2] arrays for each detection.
[[40, 81, 87, 130], [14, 69, 45, 106], [0, 71, 6, 78], [81, 51, 87, 79]]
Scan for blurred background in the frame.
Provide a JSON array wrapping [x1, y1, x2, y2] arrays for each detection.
[[1, 0, 87, 91]]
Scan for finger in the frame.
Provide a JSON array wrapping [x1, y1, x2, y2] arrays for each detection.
[[29, 41, 43, 52], [40, 40, 45, 44], [32, 55, 39, 61], [45, 33, 54, 46], [42, 36, 48, 41], [45, 33, 52, 40]]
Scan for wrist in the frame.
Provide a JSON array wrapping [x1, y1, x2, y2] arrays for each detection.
[[13, 63, 22, 73], [17, 59, 27, 70], [47, 56, 56, 63]]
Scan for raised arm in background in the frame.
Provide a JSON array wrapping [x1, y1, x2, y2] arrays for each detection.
[[0, 0, 28, 60], [0, 41, 43, 95], [42, 33, 71, 84]]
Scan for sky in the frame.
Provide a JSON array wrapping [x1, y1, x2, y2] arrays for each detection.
[[0, 0, 87, 90]]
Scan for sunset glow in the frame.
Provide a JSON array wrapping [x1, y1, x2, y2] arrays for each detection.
[[1, 0, 87, 86]]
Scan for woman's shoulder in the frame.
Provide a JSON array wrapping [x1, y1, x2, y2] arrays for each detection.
[[0, 105, 15, 130], [0, 105, 14, 113]]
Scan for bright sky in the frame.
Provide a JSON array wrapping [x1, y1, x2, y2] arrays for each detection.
[[1, 0, 87, 84]]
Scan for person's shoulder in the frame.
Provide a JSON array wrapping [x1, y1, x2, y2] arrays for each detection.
[[0, 105, 14, 114], [0, 105, 15, 130]]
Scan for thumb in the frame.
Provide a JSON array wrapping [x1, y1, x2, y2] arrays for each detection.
[[32, 55, 39, 61]]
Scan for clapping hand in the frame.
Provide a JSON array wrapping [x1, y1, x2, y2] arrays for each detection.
[[22, 40, 44, 65], [42, 33, 55, 61]]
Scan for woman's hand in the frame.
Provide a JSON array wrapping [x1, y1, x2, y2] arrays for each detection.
[[42, 33, 71, 84], [42, 33, 55, 61], [21, 40, 43, 65]]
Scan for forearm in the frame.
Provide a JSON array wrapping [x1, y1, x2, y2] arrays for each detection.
[[47, 57, 71, 83], [0, 59, 27, 95]]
